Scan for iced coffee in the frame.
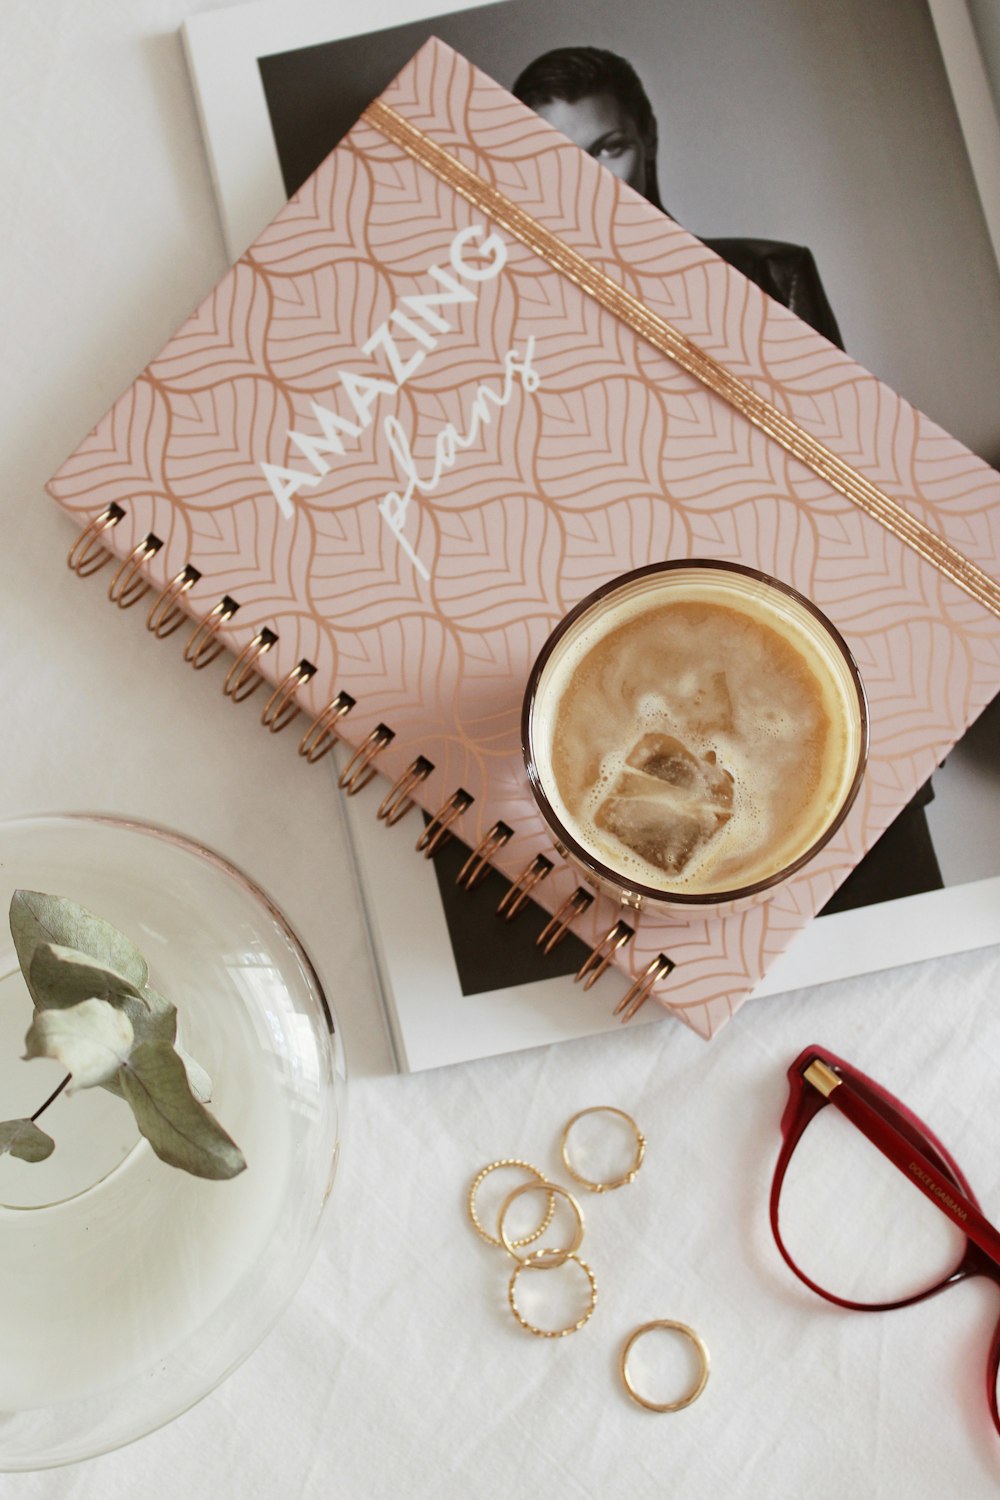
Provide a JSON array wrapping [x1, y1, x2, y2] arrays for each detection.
[[523, 562, 868, 908]]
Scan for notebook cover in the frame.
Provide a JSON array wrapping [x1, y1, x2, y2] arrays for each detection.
[[47, 38, 1000, 1038]]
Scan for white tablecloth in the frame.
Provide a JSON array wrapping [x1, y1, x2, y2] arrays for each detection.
[[4, 4, 1000, 1494]]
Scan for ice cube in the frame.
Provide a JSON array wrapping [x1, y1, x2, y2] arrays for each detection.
[[596, 734, 733, 876]]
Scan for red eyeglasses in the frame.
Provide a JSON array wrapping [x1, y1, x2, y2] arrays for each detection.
[[770, 1045, 1000, 1436]]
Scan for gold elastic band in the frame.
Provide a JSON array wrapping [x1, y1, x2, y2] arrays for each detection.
[[362, 99, 1000, 620]]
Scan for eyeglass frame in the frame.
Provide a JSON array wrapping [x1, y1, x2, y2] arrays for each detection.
[[770, 1044, 1000, 1437]]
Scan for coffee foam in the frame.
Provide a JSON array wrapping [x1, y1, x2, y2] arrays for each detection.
[[533, 576, 860, 895]]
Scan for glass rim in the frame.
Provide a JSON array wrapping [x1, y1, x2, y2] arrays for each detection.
[[521, 559, 870, 907]]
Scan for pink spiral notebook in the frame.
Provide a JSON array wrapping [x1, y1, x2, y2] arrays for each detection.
[[47, 38, 1000, 1038]]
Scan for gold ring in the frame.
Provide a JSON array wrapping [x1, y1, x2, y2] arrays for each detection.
[[466, 1159, 555, 1249], [560, 1106, 646, 1193], [497, 1179, 584, 1268], [508, 1251, 598, 1338], [620, 1321, 710, 1412]]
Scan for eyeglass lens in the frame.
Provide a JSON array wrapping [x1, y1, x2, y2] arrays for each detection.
[[777, 1102, 968, 1306]]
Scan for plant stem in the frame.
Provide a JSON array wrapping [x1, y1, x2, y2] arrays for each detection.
[[31, 1074, 70, 1122]]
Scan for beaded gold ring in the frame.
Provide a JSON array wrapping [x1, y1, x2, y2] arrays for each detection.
[[508, 1250, 598, 1338], [560, 1106, 646, 1193], [619, 1320, 710, 1412], [497, 1179, 585, 1268], [467, 1160, 555, 1250]]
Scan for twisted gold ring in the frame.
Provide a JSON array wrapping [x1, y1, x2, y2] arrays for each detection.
[[508, 1251, 598, 1338], [560, 1106, 646, 1193]]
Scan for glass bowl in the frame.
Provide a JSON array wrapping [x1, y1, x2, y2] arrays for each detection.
[[0, 813, 345, 1470]]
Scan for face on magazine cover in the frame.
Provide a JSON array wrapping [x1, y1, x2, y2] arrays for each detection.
[[511, 45, 664, 209]]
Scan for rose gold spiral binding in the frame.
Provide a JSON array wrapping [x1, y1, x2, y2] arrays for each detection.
[[298, 691, 355, 763], [184, 596, 238, 669], [338, 724, 394, 795], [66, 503, 124, 577], [146, 564, 200, 638], [613, 953, 675, 1023], [536, 888, 594, 954], [261, 660, 316, 733], [576, 920, 635, 991], [108, 534, 161, 608], [457, 822, 513, 890], [416, 789, 473, 857], [497, 854, 554, 920], [376, 756, 433, 825], [223, 628, 276, 702]]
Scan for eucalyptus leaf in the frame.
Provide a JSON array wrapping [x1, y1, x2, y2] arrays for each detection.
[[10, 891, 148, 1008], [176, 1045, 212, 1103], [0, 1118, 55, 1162], [24, 999, 135, 1092], [119, 1041, 245, 1180], [99, 988, 178, 1100], [132, 985, 178, 1044], [29, 943, 144, 1013], [129, 985, 211, 1099]]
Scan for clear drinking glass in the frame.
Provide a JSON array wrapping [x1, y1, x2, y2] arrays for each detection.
[[0, 814, 345, 1471], [522, 559, 868, 913]]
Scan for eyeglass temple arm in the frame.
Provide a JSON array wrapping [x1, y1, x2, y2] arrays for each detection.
[[807, 1060, 1000, 1274]]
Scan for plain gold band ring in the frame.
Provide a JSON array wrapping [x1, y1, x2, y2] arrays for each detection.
[[620, 1320, 710, 1413], [497, 1179, 584, 1267]]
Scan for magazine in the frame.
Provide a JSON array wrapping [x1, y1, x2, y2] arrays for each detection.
[[183, 0, 1000, 1070]]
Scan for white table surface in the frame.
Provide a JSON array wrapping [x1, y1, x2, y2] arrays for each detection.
[[4, 3, 1000, 1494]]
